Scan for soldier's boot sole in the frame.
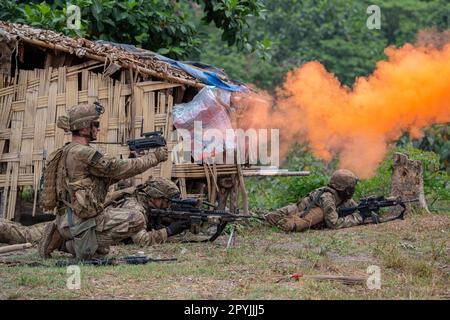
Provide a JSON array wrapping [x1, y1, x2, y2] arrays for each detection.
[[38, 222, 63, 259], [264, 212, 283, 226]]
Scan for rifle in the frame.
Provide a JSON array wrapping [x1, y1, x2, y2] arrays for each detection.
[[127, 131, 166, 153], [55, 255, 176, 267], [338, 195, 419, 224], [90, 131, 166, 155], [149, 198, 263, 242]]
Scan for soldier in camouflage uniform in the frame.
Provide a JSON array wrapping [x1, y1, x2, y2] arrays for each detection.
[[264, 169, 364, 232], [38, 102, 187, 259], [0, 218, 47, 245], [101, 177, 188, 246], [1, 178, 188, 248]]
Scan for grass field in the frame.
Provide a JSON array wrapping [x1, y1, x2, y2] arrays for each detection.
[[0, 212, 448, 300]]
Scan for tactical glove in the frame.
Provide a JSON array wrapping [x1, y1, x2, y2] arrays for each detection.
[[166, 220, 190, 237], [154, 146, 168, 162]]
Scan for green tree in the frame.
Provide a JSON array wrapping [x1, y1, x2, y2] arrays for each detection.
[[0, 0, 265, 58], [195, 0, 450, 90]]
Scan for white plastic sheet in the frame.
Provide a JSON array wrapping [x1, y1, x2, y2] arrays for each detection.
[[173, 87, 235, 162]]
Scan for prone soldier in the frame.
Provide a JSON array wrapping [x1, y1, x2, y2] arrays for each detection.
[[264, 169, 364, 232], [0, 218, 47, 245]]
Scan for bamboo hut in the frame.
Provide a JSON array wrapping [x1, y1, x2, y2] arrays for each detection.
[[0, 21, 308, 222], [0, 21, 243, 221]]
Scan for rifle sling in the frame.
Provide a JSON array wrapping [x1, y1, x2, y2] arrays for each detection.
[[299, 189, 326, 218]]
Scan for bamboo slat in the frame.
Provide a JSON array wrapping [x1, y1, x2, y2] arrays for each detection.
[[0, 61, 204, 220], [160, 93, 174, 178], [0, 91, 13, 156], [21, 85, 38, 172]]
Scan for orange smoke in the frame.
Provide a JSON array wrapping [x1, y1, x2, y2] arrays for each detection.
[[237, 40, 450, 178]]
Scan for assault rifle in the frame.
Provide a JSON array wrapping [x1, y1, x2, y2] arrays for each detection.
[[338, 195, 419, 224], [55, 255, 176, 267], [149, 198, 263, 242], [127, 131, 166, 153], [90, 131, 166, 155]]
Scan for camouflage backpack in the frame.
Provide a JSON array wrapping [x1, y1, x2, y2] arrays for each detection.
[[39, 144, 73, 212]]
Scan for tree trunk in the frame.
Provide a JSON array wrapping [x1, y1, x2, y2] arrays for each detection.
[[390, 152, 430, 213]]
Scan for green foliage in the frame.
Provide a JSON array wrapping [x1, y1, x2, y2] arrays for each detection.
[[354, 143, 450, 207], [396, 144, 450, 208], [398, 124, 450, 171], [358, 143, 449, 210], [195, 0, 450, 90], [197, 0, 265, 50], [247, 147, 334, 210], [0, 0, 265, 58], [19, 186, 34, 202]]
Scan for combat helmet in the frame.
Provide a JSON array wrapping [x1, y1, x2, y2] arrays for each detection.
[[142, 177, 181, 199], [328, 169, 359, 191], [57, 102, 104, 132]]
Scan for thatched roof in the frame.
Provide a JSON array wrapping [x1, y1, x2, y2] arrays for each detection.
[[0, 20, 210, 88]]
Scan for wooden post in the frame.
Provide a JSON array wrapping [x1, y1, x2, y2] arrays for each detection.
[[230, 174, 239, 214], [217, 177, 233, 210], [236, 164, 249, 215], [178, 178, 187, 198], [391, 152, 430, 213]]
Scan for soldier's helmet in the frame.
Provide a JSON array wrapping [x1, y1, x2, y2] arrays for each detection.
[[328, 169, 359, 191], [57, 102, 104, 132], [142, 177, 181, 199]]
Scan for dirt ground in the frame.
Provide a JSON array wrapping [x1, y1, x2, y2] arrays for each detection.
[[0, 212, 449, 300]]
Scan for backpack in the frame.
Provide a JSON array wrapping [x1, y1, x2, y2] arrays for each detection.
[[39, 143, 73, 212]]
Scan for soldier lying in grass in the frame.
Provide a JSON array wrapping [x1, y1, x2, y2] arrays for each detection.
[[264, 169, 364, 231]]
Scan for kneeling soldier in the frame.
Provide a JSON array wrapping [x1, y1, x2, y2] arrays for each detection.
[[38, 102, 173, 259]]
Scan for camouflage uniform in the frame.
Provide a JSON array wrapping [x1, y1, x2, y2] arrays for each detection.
[[100, 177, 182, 246], [265, 169, 363, 232], [1, 178, 181, 247], [39, 103, 168, 259], [0, 218, 47, 245]]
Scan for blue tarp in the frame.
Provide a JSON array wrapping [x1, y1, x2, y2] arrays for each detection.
[[96, 40, 247, 92], [154, 54, 246, 92]]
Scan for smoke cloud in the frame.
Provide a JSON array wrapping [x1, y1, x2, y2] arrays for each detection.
[[237, 37, 450, 178]]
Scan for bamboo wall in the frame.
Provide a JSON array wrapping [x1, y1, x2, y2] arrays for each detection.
[[0, 63, 181, 219]]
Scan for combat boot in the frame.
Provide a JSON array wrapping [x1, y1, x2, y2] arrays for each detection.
[[38, 222, 64, 259], [264, 212, 284, 226]]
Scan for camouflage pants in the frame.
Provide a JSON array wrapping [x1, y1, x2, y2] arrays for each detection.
[[0, 218, 48, 244], [97, 197, 168, 247], [265, 205, 325, 232], [56, 196, 167, 254]]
